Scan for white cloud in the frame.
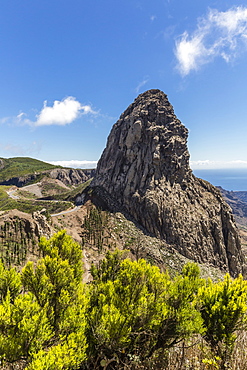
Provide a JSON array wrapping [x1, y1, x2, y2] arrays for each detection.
[[35, 97, 96, 126], [0, 97, 96, 127], [48, 160, 98, 169], [175, 6, 247, 75], [190, 159, 247, 170]]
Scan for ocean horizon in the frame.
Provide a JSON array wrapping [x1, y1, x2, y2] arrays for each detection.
[[193, 169, 247, 192]]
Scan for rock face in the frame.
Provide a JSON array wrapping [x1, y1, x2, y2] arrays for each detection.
[[49, 168, 89, 186], [92, 89, 246, 277]]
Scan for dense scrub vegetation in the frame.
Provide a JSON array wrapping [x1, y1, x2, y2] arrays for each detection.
[[0, 231, 247, 369]]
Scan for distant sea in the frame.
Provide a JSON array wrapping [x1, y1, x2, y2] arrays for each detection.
[[193, 169, 247, 192]]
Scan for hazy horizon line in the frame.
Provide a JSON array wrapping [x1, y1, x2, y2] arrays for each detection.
[[48, 159, 247, 171]]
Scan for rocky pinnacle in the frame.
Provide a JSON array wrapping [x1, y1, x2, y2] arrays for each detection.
[[92, 89, 246, 277]]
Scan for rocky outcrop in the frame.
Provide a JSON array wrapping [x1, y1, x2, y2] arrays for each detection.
[[0, 174, 38, 187], [0, 209, 52, 268], [82, 169, 96, 179], [92, 89, 246, 277], [0, 159, 5, 170], [32, 210, 52, 237], [49, 168, 89, 186]]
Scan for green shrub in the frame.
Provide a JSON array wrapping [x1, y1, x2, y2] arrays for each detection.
[[199, 273, 247, 369], [86, 252, 203, 368]]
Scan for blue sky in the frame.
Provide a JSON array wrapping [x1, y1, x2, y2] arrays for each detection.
[[1, 0, 247, 170]]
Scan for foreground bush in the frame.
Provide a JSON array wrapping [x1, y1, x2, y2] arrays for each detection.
[[0, 232, 247, 369], [199, 273, 247, 370], [86, 251, 203, 368], [0, 231, 88, 369]]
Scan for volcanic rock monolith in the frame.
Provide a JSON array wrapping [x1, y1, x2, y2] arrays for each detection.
[[92, 89, 245, 277]]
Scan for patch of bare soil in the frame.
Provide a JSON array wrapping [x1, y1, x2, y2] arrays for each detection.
[[1, 360, 27, 370], [51, 202, 97, 281], [51, 204, 88, 243], [20, 183, 43, 197], [20, 177, 71, 199]]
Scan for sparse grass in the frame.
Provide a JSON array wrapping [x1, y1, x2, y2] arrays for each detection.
[[18, 190, 37, 199], [0, 186, 10, 200], [41, 182, 68, 196], [0, 195, 72, 214], [153, 332, 247, 370], [54, 178, 92, 201]]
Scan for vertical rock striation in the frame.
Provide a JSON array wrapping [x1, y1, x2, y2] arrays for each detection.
[[92, 89, 246, 277]]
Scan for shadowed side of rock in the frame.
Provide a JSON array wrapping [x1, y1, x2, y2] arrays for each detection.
[[91, 89, 246, 277]]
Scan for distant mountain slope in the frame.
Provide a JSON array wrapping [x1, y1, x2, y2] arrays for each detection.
[[217, 187, 247, 254], [234, 191, 247, 203], [217, 187, 247, 220], [0, 157, 93, 188], [0, 157, 58, 182]]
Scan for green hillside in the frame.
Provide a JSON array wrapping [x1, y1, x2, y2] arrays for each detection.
[[0, 157, 59, 181]]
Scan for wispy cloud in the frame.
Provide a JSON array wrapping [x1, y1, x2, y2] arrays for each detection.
[[48, 160, 98, 169], [135, 76, 149, 94], [0, 141, 42, 156], [190, 159, 247, 170], [175, 6, 247, 76], [1, 97, 97, 127]]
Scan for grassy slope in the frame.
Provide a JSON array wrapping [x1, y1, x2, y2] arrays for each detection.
[[0, 157, 59, 181]]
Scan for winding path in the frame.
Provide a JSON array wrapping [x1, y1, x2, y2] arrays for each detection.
[[6, 188, 19, 199], [6, 187, 82, 217], [51, 206, 81, 217]]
